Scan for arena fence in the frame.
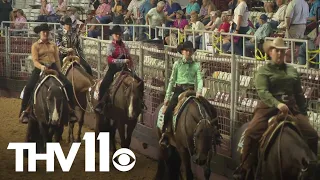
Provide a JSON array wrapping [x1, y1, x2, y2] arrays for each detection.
[[0, 26, 319, 158]]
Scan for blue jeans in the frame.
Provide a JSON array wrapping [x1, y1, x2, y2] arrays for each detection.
[[88, 29, 101, 38]]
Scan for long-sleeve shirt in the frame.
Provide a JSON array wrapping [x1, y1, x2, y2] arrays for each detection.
[[254, 22, 272, 41], [285, 0, 309, 25], [31, 39, 61, 70], [106, 40, 133, 68], [255, 62, 307, 114], [165, 58, 203, 101], [56, 29, 82, 55]]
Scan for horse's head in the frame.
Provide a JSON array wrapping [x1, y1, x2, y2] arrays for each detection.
[[123, 76, 144, 120], [46, 85, 64, 125], [298, 159, 319, 180], [192, 117, 220, 166]]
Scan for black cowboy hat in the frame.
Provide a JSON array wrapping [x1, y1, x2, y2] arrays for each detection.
[[34, 23, 53, 34], [60, 16, 73, 26], [177, 41, 195, 54], [110, 25, 123, 35]]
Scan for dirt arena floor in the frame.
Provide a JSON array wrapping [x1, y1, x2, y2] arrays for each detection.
[[0, 97, 157, 180]]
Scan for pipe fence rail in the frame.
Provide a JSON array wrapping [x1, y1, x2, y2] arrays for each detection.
[[0, 26, 319, 158]]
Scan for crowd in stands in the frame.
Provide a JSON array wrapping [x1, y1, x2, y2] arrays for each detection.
[[0, 0, 319, 68]]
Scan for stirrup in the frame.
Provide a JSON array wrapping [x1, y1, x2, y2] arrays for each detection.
[[159, 132, 170, 148]]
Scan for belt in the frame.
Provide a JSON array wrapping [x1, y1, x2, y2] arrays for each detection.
[[291, 24, 306, 26], [274, 94, 294, 103], [175, 84, 195, 91]]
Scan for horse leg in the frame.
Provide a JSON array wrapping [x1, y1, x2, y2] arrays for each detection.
[[118, 122, 126, 148], [24, 120, 37, 158], [38, 122, 48, 153], [95, 112, 104, 153], [68, 122, 75, 143], [76, 109, 85, 142], [124, 120, 137, 148], [109, 118, 117, 153], [178, 148, 193, 180], [54, 125, 63, 142]]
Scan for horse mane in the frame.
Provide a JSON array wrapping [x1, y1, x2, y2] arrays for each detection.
[[196, 96, 219, 126]]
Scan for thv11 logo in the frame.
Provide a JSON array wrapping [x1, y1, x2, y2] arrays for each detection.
[[7, 132, 136, 172]]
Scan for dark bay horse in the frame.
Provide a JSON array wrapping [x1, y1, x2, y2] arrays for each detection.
[[26, 70, 69, 153], [92, 70, 144, 153], [154, 92, 221, 180], [232, 114, 319, 180], [62, 56, 95, 143]]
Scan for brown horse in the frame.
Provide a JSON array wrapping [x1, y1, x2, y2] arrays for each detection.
[[62, 56, 95, 143], [92, 70, 144, 153], [154, 92, 221, 180], [232, 114, 319, 180], [25, 70, 69, 154]]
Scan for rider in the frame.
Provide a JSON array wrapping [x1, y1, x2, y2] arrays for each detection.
[[19, 23, 78, 123], [57, 16, 93, 76], [94, 25, 144, 113], [159, 41, 203, 148], [233, 37, 319, 179]]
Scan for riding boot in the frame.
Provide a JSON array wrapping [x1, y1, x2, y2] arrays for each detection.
[[94, 92, 110, 114], [19, 105, 31, 124]]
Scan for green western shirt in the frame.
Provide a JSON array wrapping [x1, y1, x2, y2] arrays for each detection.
[[165, 57, 203, 101], [255, 62, 307, 114]]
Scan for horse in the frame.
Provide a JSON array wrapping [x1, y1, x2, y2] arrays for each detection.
[[92, 68, 144, 153], [61, 55, 95, 143], [232, 114, 319, 180], [154, 91, 222, 180], [25, 69, 70, 154]]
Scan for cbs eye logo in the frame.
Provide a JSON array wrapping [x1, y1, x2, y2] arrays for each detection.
[[112, 148, 136, 172]]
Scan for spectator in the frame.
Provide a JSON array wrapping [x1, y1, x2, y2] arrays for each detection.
[[185, 12, 205, 49], [124, 0, 146, 40], [95, 0, 112, 24], [164, 0, 181, 26], [199, 0, 216, 25], [205, 10, 222, 31], [263, 0, 276, 13], [245, 14, 272, 54], [14, 9, 27, 29], [285, 0, 309, 39], [90, 0, 101, 10], [38, 0, 56, 22], [84, 10, 102, 38], [66, 7, 79, 30], [56, 0, 67, 17], [228, 0, 237, 11], [216, 11, 231, 33], [186, 0, 201, 17], [146, 1, 166, 39], [164, 10, 188, 45], [232, 0, 250, 55], [111, 0, 126, 25], [139, 0, 157, 40], [270, 0, 287, 29], [9, 8, 17, 29], [305, 0, 320, 34], [0, 0, 13, 28]]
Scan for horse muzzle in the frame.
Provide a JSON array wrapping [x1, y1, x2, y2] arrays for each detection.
[[192, 154, 207, 166]]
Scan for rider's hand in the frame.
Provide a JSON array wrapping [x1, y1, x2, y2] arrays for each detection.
[[162, 100, 169, 114], [277, 103, 289, 114], [196, 92, 201, 98], [40, 65, 47, 71]]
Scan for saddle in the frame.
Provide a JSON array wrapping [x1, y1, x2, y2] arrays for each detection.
[[33, 71, 68, 105], [258, 114, 302, 160], [157, 90, 197, 132], [61, 55, 82, 75]]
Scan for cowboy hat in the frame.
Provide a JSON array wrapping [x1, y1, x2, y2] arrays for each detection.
[[177, 41, 195, 54], [60, 16, 72, 25], [263, 37, 288, 53], [110, 25, 123, 35], [34, 23, 53, 34]]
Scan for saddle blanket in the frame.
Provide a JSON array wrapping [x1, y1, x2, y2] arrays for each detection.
[[93, 79, 103, 100], [157, 96, 196, 132]]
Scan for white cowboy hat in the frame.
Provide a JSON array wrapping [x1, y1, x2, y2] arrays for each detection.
[[263, 37, 288, 53]]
